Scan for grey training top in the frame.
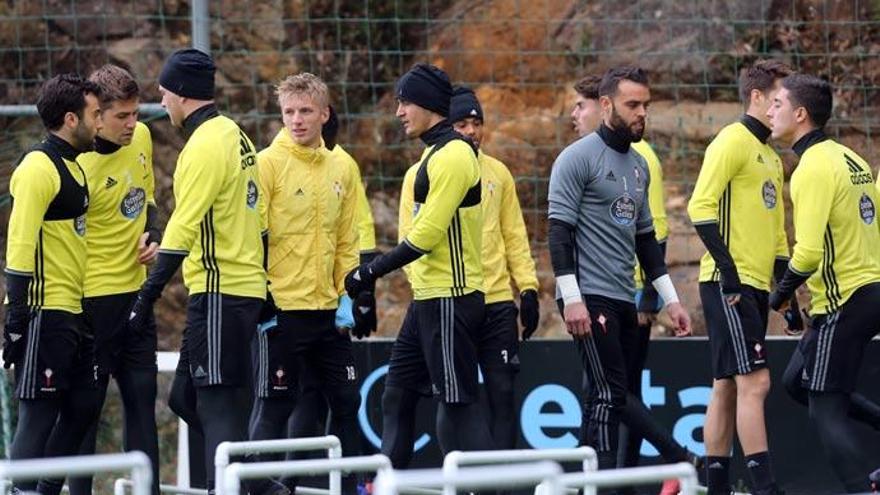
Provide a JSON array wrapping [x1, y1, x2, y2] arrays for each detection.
[[548, 132, 654, 302]]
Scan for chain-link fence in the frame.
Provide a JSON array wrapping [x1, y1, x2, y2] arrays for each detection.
[[2, 0, 879, 339]]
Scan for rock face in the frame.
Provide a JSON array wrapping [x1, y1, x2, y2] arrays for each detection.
[[1, 1, 879, 341]]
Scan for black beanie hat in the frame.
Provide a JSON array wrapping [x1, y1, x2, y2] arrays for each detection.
[[322, 105, 340, 151], [449, 86, 483, 124], [396, 63, 453, 117], [159, 48, 216, 100]]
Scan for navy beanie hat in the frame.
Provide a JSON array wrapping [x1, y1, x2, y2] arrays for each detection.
[[322, 105, 340, 151], [159, 48, 216, 100], [396, 63, 453, 117], [449, 86, 483, 124]]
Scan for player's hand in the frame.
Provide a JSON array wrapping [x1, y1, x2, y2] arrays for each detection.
[[345, 264, 376, 297], [637, 311, 656, 327], [719, 266, 742, 305], [335, 294, 355, 332], [768, 289, 789, 312], [351, 292, 377, 340], [665, 302, 691, 337], [2, 304, 30, 369], [519, 289, 540, 341], [563, 300, 591, 339], [127, 294, 152, 335], [137, 232, 159, 265]]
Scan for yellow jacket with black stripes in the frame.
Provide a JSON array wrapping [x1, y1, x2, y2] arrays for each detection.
[[631, 140, 667, 290], [330, 144, 377, 254], [789, 133, 880, 314], [159, 108, 266, 299], [397, 128, 483, 300], [5, 135, 88, 313], [688, 119, 789, 292], [79, 122, 155, 298], [258, 129, 359, 310]]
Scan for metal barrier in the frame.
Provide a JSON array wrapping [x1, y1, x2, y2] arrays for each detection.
[[442, 446, 597, 495], [0, 452, 152, 495], [372, 461, 563, 495], [557, 462, 699, 495], [114, 478, 208, 495], [222, 454, 392, 495], [214, 436, 341, 495]]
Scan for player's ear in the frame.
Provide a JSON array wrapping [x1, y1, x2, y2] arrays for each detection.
[[599, 94, 613, 114], [794, 106, 808, 125]]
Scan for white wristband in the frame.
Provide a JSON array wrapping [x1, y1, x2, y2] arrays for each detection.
[[556, 274, 582, 306], [651, 274, 680, 306]]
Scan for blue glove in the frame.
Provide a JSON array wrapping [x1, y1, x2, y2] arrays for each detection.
[[258, 315, 278, 333], [336, 294, 355, 330]]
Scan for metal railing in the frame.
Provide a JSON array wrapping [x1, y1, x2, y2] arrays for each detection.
[[0, 452, 152, 495], [214, 436, 342, 495], [114, 479, 207, 495], [222, 454, 392, 495], [442, 447, 597, 495], [372, 461, 564, 495], [558, 462, 699, 495]]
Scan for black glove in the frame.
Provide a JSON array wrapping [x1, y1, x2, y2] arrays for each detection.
[[519, 290, 540, 341], [782, 295, 804, 335], [638, 284, 660, 314], [351, 291, 377, 340], [345, 264, 376, 297], [719, 266, 742, 299], [127, 294, 153, 335], [3, 304, 30, 369], [259, 290, 277, 324]]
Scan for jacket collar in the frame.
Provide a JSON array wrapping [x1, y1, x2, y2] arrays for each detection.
[[271, 128, 329, 163], [792, 128, 828, 158], [183, 104, 220, 139], [45, 133, 81, 161], [740, 114, 771, 144]]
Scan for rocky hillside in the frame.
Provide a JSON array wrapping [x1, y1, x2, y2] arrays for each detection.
[[2, 0, 880, 345]]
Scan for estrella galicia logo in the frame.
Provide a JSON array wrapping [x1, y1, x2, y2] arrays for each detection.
[[74, 215, 86, 236], [762, 180, 777, 209], [609, 194, 636, 226], [859, 193, 875, 224], [246, 180, 258, 209], [120, 187, 146, 219]]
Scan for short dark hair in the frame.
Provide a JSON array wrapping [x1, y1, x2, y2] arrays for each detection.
[[738, 59, 792, 104], [573, 75, 602, 100], [36, 73, 101, 131], [598, 66, 649, 98], [782, 74, 833, 128], [89, 64, 139, 107]]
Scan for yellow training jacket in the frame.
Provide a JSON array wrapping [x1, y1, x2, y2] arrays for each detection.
[[331, 144, 377, 254], [632, 140, 667, 290], [160, 111, 266, 299], [397, 136, 483, 300], [258, 129, 359, 310], [79, 122, 155, 297], [688, 120, 789, 292], [5, 140, 88, 313], [790, 138, 880, 314]]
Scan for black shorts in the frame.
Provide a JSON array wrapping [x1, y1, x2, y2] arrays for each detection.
[[477, 301, 520, 373], [253, 310, 357, 398], [185, 293, 262, 388], [700, 282, 769, 379], [386, 292, 485, 404], [14, 309, 96, 400], [83, 291, 157, 376], [799, 282, 880, 393]]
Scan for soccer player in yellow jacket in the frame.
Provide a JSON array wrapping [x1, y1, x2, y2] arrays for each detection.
[[64, 65, 161, 495], [768, 74, 880, 492], [3, 74, 102, 493], [688, 60, 795, 495], [248, 72, 362, 495], [344, 63, 493, 457], [571, 75, 685, 488], [383, 87, 540, 465], [127, 49, 266, 492]]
